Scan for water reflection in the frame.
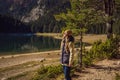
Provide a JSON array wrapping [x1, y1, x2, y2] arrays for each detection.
[[0, 34, 61, 55]]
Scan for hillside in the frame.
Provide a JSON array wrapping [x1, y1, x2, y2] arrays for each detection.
[[0, 0, 70, 33], [0, 0, 70, 22]]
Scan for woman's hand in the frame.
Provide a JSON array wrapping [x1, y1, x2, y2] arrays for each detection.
[[68, 63, 72, 67], [63, 34, 67, 39]]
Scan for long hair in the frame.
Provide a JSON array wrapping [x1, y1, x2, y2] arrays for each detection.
[[61, 30, 74, 53], [65, 35, 74, 53]]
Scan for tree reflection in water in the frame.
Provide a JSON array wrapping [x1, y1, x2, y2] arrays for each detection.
[[0, 34, 61, 55]]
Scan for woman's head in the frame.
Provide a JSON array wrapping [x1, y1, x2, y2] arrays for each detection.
[[62, 30, 74, 53], [64, 30, 72, 37]]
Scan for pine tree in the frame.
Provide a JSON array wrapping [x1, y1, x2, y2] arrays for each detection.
[[55, 0, 104, 67]]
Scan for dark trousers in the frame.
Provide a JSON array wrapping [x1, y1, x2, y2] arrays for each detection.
[[63, 65, 71, 80]]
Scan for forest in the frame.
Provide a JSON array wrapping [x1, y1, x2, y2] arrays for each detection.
[[0, 0, 120, 34], [0, 14, 31, 33]]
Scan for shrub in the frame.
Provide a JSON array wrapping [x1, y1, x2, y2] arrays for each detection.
[[82, 35, 120, 67], [115, 73, 120, 80], [82, 51, 93, 67], [32, 64, 63, 80]]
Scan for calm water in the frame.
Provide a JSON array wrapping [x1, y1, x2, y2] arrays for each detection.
[[0, 34, 61, 55]]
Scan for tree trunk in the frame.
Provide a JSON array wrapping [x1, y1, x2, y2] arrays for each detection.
[[79, 30, 83, 67], [104, 0, 115, 39]]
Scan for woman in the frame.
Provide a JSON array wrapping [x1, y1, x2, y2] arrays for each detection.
[[60, 30, 75, 80]]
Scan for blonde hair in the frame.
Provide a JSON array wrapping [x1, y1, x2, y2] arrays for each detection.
[[64, 30, 72, 35], [62, 30, 73, 53]]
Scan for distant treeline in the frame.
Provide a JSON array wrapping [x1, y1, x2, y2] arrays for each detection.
[[88, 24, 120, 34], [0, 0, 120, 34], [0, 14, 32, 33], [0, 14, 120, 34]]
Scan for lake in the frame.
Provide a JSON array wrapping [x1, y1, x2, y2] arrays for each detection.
[[0, 34, 61, 55]]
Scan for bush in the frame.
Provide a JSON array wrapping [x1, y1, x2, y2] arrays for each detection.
[[82, 35, 120, 67], [32, 64, 76, 80], [32, 64, 63, 80], [116, 73, 120, 80]]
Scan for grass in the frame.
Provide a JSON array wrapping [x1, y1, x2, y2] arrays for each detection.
[[116, 73, 120, 80], [32, 64, 63, 80]]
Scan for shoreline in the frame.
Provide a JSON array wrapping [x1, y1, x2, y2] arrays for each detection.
[[0, 46, 92, 59], [0, 33, 106, 59], [0, 46, 91, 68], [0, 49, 61, 79], [0, 49, 61, 69], [0, 50, 60, 59]]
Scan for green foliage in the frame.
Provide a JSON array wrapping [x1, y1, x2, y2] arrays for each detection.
[[32, 64, 63, 80], [82, 53, 93, 67], [82, 35, 120, 67], [114, 0, 120, 34], [90, 37, 119, 59], [91, 40, 113, 59], [115, 73, 120, 80], [55, 0, 106, 35], [32, 64, 76, 80], [55, 0, 120, 34], [1, 0, 120, 34]]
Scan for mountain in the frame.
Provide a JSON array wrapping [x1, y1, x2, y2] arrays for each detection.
[[0, 0, 120, 34], [0, 0, 70, 33], [0, 0, 70, 22]]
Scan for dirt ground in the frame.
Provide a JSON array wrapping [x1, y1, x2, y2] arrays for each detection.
[[0, 50, 120, 80], [73, 59, 120, 80], [0, 50, 60, 80]]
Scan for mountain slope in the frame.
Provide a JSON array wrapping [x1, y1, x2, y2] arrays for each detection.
[[0, 0, 70, 22], [0, 0, 70, 33]]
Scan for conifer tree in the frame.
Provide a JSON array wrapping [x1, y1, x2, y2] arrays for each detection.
[[55, 0, 104, 67]]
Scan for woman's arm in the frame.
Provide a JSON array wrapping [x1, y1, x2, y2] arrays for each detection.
[[68, 42, 74, 66]]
